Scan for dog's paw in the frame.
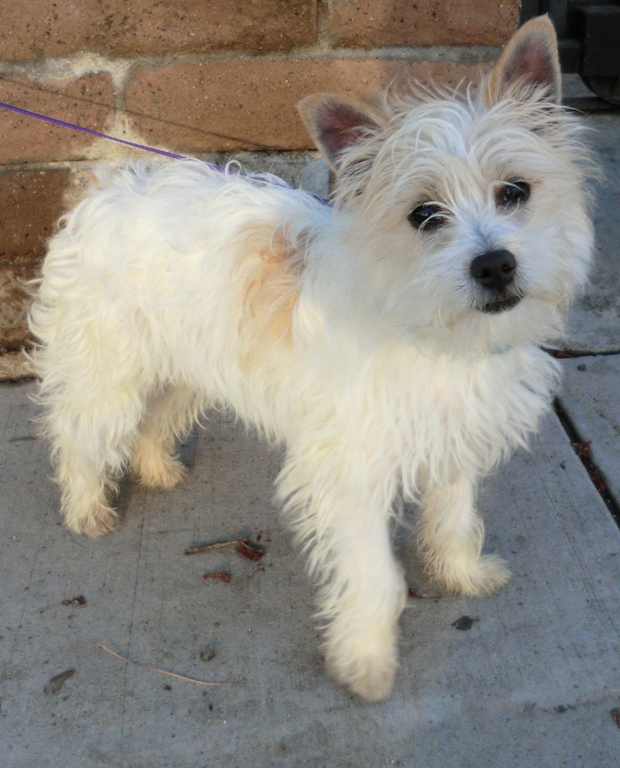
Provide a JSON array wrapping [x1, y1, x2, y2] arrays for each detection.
[[446, 554, 511, 597], [349, 657, 396, 703], [132, 455, 187, 489], [477, 554, 511, 593], [329, 652, 397, 703], [326, 638, 398, 702], [65, 504, 119, 538]]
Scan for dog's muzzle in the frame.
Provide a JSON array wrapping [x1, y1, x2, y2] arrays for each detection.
[[470, 250, 522, 314]]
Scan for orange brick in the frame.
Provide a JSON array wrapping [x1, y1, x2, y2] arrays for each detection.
[[0, 169, 71, 352], [126, 59, 490, 154], [0, 170, 69, 265], [0, 74, 114, 163], [0, 0, 316, 60], [329, 0, 520, 47], [0, 263, 39, 353]]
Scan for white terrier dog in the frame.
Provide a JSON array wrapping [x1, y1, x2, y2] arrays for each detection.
[[30, 17, 593, 701]]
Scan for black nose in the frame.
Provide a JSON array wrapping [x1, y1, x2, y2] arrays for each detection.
[[470, 250, 517, 291]]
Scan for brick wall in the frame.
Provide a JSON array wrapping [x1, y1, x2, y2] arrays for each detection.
[[0, 0, 520, 363]]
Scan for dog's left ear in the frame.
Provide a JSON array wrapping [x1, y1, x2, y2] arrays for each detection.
[[297, 94, 385, 172], [485, 15, 562, 104]]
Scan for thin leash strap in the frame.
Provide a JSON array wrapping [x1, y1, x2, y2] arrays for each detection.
[[0, 99, 331, 205], [0, 100, 187, 160]]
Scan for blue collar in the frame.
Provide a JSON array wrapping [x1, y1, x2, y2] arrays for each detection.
[[490, 345, 513, 355]]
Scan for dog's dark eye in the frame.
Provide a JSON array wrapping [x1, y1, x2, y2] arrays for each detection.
[[496, 181, 531, 209], [408, 203, 446, 231]]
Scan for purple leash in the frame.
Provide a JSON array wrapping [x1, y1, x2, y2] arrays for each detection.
[[0, 99, 331, 204], [0, 100, 187, 160]]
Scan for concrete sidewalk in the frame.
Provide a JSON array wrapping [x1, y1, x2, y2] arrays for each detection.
[[2, 111, 620, 768]]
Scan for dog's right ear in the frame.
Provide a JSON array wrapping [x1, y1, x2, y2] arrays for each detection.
[[297, 94, 385, 172]]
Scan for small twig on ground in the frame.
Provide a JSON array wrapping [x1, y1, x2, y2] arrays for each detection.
[[408, 587, 442, 601], [236, 540, 264, 561], [202, 571, 231, 583], [185, 537, 264, 561], [61, 595, 87, 607], [185, 538, 246, 555], [97, 643, 229, 687]]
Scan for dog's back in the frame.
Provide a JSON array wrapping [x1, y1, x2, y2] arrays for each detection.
[[31, 161, 329, 414]]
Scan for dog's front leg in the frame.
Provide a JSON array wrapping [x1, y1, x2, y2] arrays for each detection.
[[417, 474, 511, 597], [297, 483, 406, 702], [321, 503, 406, 702]]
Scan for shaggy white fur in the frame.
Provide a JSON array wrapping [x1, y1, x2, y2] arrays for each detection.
[[29, 17, 594, 702]]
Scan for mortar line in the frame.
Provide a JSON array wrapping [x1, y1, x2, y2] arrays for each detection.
[[0, 149, 322, 175], [316, 0, 331, 52], [0, 44, 503, 75]]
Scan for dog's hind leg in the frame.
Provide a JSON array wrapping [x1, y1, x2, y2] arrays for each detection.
[[417, 474, 511, 596], [45, 386, 147, 537], [131, 385, 201, 489]]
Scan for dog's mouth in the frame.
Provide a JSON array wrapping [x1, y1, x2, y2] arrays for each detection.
[[479, 295, 522, 314]]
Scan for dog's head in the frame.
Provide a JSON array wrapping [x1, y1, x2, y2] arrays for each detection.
[[298, 16, 594, 355]]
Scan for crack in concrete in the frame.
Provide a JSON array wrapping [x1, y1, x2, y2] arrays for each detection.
[[553, 396, 620, 529], [545, 347, 620, 358], [119, 496, 147, 752]]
